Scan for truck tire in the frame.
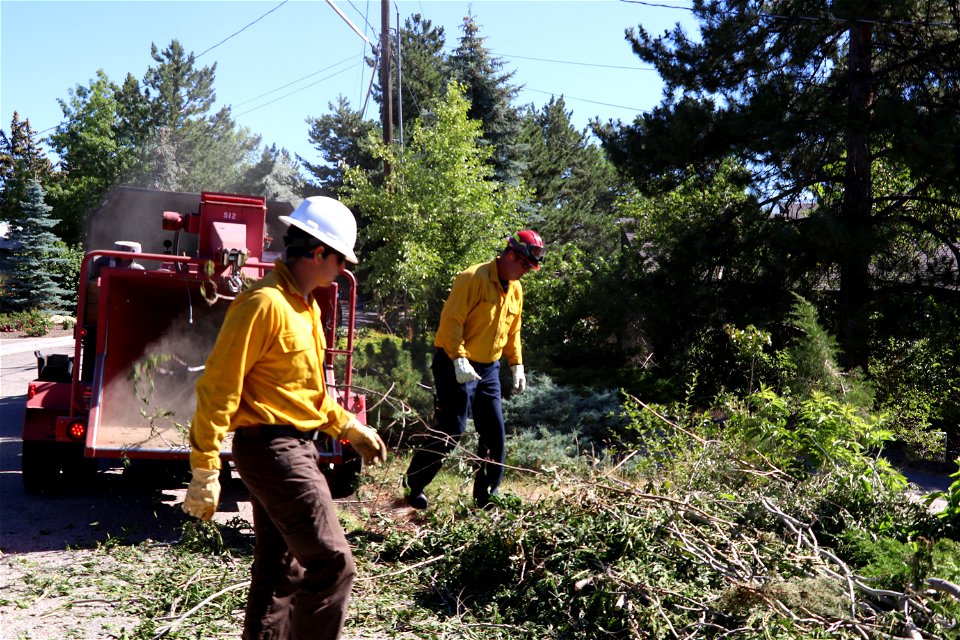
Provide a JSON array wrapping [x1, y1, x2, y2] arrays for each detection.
[[21, 440, 64, 495], [61, 444, 98, 489]]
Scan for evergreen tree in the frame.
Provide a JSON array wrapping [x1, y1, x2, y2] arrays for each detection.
[[596, 0, 960, 369], [4, 181, 71, 313], [303, 96, 378, 194], [125, 40, 260, 192], [519, 97, 621, 254], [237, 144, 305, 203], [0, 113, 56, 226], [374, 13, 449, 134], [448, 12, 524, 183]]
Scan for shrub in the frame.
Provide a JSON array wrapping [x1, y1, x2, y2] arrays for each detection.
[[343, 329, 433, 440], [502, 372, 626, 447], [0, 309, 51, 336]]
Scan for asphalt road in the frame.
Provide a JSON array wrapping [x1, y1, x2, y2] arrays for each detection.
[[0, 336, 251, 554]]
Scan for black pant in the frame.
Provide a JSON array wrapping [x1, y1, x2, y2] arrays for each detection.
[[405, 349, 506, 494], [232, 427, 356, 640]]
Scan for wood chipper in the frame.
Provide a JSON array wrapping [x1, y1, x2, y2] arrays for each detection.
[[21, 187, 366, 496]]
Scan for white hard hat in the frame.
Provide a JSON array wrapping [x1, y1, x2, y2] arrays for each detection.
[[279, 196, 358, 264]]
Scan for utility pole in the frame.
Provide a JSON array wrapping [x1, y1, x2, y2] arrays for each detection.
[[380, 0, 393, 176]]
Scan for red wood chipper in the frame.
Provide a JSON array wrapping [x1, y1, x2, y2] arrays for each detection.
[[21, 188, 366, 496]]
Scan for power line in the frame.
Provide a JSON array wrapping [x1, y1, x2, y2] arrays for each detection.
[[195, 0, 289, 59], [497, 51, 656, 72], [233, 55, 361, 108], [346, 0, 380, 40], [440, 44, 656, 72], [326, 0, 375, 46], [521, 87, 645, 112], [234, 62, 362, 117]]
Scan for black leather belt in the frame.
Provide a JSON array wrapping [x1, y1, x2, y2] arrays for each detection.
[[235, 424, 320, 441]]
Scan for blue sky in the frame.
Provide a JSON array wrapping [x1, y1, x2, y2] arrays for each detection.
[[1, 0, 697, 166]]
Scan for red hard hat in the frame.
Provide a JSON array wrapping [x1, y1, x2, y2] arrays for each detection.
[[507, 230, 545, 270]]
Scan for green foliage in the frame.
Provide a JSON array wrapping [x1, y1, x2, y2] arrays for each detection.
[[447, 12, 523, 183], [0, 111, 56, 226], [45, 40, 296, 245], [0, 309, 51, 336], [347, 329, 433, 437], [381, 14, 450, 135], [3, 181, 72, 313], [929, 462, 960, 531], [727, 388, 900, 492], [518, 97, 621, 252], [303, 96, 378, 195], [871, 336, 959, 462], [46, 70, 137, 244], [506, 427, 590, 474], [502, 372, 625, 446], [342, 82, 526, 335], [597, 0, 960, 370]]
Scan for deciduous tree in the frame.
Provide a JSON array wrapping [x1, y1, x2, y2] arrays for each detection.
[[341, 83, 526, 335]]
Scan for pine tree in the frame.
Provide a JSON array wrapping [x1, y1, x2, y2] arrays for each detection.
[[519, 97, 622, 254], [448, 12, 524, 184], [303, 96, 378, 194], [4, 181, 71, 313], [597, 0, 960, 369], [381, 14, 449, 133], [238, 144, 305, 203], [0, 113, 56, 226], [123, 40, 260, 192]]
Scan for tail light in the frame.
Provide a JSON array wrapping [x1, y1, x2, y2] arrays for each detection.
[[66, 420, 87, 441], [27, 383, 37, 399]]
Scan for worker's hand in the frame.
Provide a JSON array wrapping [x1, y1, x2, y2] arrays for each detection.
[[183, 467, 221, 521], [342, 418, 387, 466], [454, 357, 482, 384], [511, 364, 526, 394]]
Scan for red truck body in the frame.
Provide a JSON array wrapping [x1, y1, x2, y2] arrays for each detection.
[[22, 189, 365, 495]]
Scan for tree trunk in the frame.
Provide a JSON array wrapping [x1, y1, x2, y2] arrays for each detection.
[[839, 21, 874, 371]]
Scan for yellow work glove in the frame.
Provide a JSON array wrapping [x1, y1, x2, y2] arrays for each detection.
[[183, 467, 221, 521], [341, 418, 387, 466]]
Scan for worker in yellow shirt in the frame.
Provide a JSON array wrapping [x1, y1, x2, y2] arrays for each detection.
[[404, 230, 545, 509], [183, 196, 387, 640]]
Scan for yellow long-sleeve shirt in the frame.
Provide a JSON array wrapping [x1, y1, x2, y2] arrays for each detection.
[[434, 258, 523, 366], [189, 262, 352, 470]]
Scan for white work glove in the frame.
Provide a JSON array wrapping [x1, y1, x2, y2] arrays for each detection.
[[341, 418, 387, 466], [511, 364, 526, 394], [183, 467, 221, 521], [454, 357, 482, 384]]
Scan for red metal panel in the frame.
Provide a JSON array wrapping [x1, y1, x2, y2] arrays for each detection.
[[25, 381, 71, 410], [197, 192, 267, 261]]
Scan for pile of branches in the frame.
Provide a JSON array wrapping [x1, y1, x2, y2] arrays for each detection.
[[361, 447, 959, 639]]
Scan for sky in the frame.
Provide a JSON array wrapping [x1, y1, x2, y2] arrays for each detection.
[[0, 0, 698, 167]]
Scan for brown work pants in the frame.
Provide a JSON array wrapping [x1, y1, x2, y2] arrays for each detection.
[[232, 427, 356, 640]]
